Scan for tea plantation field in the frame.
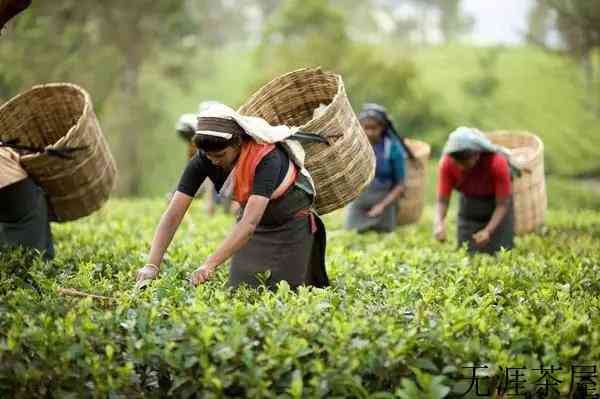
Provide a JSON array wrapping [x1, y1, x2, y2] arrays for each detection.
[[1, 192, 600, 397]]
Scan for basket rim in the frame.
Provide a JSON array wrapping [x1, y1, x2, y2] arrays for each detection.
[[238, 66, 344, 130], [487, 130, 544, 152], [487, 130, 544, 167], [0, 82, 93, 158], [404, 138, 431, 159], [298, 68, 344, 130]]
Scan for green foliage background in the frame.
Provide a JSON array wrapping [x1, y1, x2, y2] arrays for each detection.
[[1, 0, 599, 198], [117, 43, 600, 197]]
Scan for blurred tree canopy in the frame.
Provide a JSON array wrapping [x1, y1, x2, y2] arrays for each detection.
[[2, 0, 597, 195], [255, 0, 448, 141], [2, 0, 461, 195], [529, 0, 600, 114], [1, 0, 197, 194]]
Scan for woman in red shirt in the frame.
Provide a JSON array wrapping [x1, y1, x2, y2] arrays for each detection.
[[434, 127, 515, 254]]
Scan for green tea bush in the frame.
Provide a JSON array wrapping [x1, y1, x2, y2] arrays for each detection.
[[1, 199, 599, 398]]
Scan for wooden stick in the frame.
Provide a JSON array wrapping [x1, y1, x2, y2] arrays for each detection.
[[58, 287, 114, 301]]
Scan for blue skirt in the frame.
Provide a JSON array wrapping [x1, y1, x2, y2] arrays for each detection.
[[345, 179, 397, 233]]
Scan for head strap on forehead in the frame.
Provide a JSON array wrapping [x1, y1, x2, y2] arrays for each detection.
[[359, 109, 386, 123], [358, 102, 418, 160], [358, 103, 389, 125], [196, 117, 245, 140], [363, 103, 387, 113]]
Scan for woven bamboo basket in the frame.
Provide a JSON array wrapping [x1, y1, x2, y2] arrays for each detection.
[[487, 130, 546, 235], [396, 139, 430, 225], [238, 67, 375, 215], [0, 83, 117, 222]]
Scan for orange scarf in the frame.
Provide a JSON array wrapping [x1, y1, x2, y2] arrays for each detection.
[[187, 143, 197, 160], [233, 141, 297, 205]]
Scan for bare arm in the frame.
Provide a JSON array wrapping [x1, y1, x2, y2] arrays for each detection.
[[483, 197, 510, 235], [136, 192, 193, 283], [368, 183, 405, 217], [474, 155, 513, 247], [380, 183, 405, 208], [434, 196, 450, 241], [435, 196, 450, 227], [191, 195, 269, 285], [206, 195, 268, 268], [472, 196, 510, 247], [147, 191, 193, 268]]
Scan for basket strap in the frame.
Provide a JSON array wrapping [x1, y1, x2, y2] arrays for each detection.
[[292, 131, 330, 145], [1, 138, 88, 159]]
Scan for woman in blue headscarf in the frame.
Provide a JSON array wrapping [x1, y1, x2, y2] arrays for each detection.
[[345, 103, 414, 233]]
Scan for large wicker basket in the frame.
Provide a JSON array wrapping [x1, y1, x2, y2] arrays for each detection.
[[0, 83, 117, 222], [487, 131, 546, 235], [397, 139, 430, 226], [238, 67, 375, 215]]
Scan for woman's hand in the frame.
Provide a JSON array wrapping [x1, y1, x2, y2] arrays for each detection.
[[190, 195, 268, 287], [434, 222, 447, 242], [472, 229, 491, 247], [367, 203, 386, 218], [136, 264, 159, 282], [434, 198, 450, 242], [191, 264, 216, 286]]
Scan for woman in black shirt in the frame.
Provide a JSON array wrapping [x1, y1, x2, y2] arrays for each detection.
[[0, 147, 54, 260], [136, 115, 328, 290]]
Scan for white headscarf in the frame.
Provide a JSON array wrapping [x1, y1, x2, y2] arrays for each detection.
[[196, 103, 316, 203], [196, 103, 299, 143], [443, 127, 521, 177]]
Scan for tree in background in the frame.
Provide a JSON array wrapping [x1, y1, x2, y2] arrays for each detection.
[[529, 0, 600, 115], [374, 0, 472, 44], [0, 0, 473, 194], [258, 0, 349, 76], [435, 0, 474, 43], [527, 1, 553, 46], [1, 1, 198, 195], [254, 0, 448, 143], [0, 4, 121, 109], [83, 2, 195, 196]]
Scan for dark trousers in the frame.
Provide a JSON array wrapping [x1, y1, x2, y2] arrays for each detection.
[[229, 185, 328, 289], [0, 178, 54, 260], [457, 194, 514, 255]]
